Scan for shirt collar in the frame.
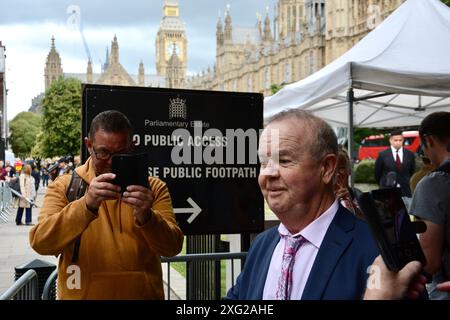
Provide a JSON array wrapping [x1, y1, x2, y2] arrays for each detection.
[[391, 146, 403, 154], [278, 200, 339, 249]]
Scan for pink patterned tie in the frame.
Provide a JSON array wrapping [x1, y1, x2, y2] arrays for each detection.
[[276, 234, 306, 300]]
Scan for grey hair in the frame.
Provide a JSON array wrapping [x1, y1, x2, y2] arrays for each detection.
[[268, 109, 338, 161]]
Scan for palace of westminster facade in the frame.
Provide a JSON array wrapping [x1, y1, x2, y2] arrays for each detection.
[[44, 0, 404, 97]]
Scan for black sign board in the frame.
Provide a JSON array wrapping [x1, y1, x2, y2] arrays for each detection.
[[82, 84, 264, 235]]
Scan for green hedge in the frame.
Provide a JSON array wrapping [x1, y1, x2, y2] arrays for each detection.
[[354, 159, 376, 184]]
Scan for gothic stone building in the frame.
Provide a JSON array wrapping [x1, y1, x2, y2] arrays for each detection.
[[44, 0, 404, 96], [44, 0, 186, 91], [187, 0, 404, 96]]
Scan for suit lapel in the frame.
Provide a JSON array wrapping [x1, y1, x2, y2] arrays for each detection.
[[301, 208, 354, 299], [253, 230, 280, 299], [387, 149, 397, 169]]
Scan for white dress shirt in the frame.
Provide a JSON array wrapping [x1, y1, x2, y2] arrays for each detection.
[[262, 200, 339, 300], [391, 146, 403, 163]]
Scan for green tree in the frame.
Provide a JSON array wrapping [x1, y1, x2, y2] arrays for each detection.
[[442, 0, 450, 7], [270, 84, 284, 94], [9, 112, 42, 158], [30, 131, 45, 158], [41, 77, 82, 157]]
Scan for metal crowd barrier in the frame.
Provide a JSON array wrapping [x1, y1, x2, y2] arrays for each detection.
[[0, 181, 14, 223], [41, 269, 58, 300], [40, 252, 248, 300], [161, 252, 248, 300], [0, 269, 39, 300], [5, 252, 248, 300], [8, 186, 37, 208]]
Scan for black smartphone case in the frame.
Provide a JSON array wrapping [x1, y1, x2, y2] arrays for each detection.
[[359, 188, 427, 271], [111, 153, 149, 193]]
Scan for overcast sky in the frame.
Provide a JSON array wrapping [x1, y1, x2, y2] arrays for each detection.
[[0, 0, 277, 120]]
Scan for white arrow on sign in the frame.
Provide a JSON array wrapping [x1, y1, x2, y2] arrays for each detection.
[[174, 197, 202, 224]]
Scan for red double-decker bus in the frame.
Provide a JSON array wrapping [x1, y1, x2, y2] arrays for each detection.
[[358, 131, 420, 160]]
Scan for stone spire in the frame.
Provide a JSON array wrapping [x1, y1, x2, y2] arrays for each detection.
[[264, 7, 273, 42], [110, 35, 119, 64], [96, 35, 135, 86], [44, 36, 63, 90], [87, 59, 93, 83], [166, 44, 183, 88], [102, 46, 109, 73], [138, 60, 145, 86], [224, 4, 232, 41], [216, 12, 224, 47], [256, 12, 262, 38]]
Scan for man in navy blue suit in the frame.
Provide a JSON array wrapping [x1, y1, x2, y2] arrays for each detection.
[[226, 110, 379, 300], [375, 130, 415, 197]]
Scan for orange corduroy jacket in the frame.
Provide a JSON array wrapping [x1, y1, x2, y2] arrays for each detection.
[[29, 158, 183, 299]]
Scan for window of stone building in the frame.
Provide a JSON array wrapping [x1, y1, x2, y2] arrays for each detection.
[[265, 67, 271, 89], [247, 75, 253, 91], [309, 51, 315, 75], [284, 61, 291, 83], [293, 6, 297, 32], [287, 6, 291, 34]]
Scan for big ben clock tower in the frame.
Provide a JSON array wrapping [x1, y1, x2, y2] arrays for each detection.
[[156, 0, 187, 85]]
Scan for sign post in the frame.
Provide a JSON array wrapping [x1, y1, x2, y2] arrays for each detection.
[[82, 84, 264, 236]]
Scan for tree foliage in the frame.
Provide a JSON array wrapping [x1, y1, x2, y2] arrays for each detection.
[[9, 112, 42, 158], [40, 77, 82, 157], [270, 84, 284, 95], [442, 0, 450, 7]]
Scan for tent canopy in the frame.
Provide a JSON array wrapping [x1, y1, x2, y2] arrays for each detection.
[[264, 0, 450, 128]]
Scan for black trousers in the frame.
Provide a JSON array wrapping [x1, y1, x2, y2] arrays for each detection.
[[16, 207, 32, 225]]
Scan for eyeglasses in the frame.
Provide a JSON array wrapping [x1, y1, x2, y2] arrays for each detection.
[[91, 146, 129, 161]]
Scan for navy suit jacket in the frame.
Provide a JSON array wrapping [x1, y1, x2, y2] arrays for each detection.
[[226, 206, 379, 300], [375, 148, 415, 197]]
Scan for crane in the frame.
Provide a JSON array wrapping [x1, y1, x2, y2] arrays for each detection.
[[66, 5, 92, 62]]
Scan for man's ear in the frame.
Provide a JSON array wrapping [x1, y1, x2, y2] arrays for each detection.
[[426, 135, 435, 148], [321, 153, 337, 184], [84, 137, 91, 149]]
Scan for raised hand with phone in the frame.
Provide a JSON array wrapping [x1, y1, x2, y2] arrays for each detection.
[[30, 110, 183, 300]]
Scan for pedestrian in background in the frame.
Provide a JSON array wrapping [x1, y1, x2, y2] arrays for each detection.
[[335, 148, 364, 218], [15, 164, 36, 226], [375, 129, 415, 197]]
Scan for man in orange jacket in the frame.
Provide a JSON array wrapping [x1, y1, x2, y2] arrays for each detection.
[[30, 110, 183, 299]]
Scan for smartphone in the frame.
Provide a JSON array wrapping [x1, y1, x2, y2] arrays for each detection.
[[359, 187, 426, 271], [111, 153, 149, 193]]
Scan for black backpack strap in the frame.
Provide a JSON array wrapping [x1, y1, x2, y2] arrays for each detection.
[[65, 171, 87, 263]]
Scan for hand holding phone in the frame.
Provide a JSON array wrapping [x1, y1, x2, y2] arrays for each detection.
[[111, 153, 149, 193]]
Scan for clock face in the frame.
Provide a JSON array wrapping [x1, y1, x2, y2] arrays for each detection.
[[166, 43, 180, 56]]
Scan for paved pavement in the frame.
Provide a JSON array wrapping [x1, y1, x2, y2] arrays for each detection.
[[0, 186, 58, 294], [0, 185, 184, 299]]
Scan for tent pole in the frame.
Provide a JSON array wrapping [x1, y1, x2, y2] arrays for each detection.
[[347, 88, 355, 188]]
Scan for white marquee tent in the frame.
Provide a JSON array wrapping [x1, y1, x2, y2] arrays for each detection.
[[264, 0, 450, 153]]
